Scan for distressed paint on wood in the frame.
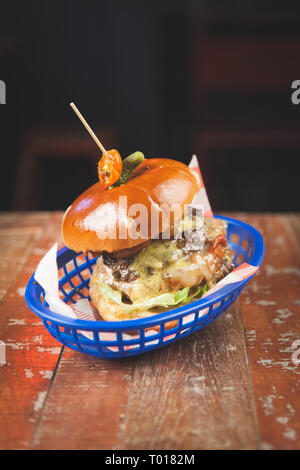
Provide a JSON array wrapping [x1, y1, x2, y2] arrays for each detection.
[[118, 302, 259, 450], [0, 212, 300, 450], [31, 351, 132, 450], [0, 212, 63, 449], [0, 227, 41, 301], [239, 214, 300, 450]]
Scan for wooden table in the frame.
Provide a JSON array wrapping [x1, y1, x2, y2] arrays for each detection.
[[0, 212, 299, 450]]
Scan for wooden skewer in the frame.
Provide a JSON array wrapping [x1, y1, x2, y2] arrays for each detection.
[[70, 102, 109, 157]]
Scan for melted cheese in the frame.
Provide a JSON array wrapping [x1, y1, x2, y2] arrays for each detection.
[[91, 217, 231, 303], [128, 238, 186, 301]]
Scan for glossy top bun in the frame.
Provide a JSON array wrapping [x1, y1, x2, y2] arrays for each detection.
[[62, 158, 199, 254]]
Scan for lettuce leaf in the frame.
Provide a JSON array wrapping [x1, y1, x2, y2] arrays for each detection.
[[99, 282, 207, 314], [183, 284, 208, 304]]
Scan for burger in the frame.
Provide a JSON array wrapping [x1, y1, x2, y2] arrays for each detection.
[[62, 152, 234, 322]]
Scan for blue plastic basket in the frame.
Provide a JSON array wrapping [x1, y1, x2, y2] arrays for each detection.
[[25, 215, 264, 359]]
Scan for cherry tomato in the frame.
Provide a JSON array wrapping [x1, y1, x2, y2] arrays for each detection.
[[98, 149, 122, 187]]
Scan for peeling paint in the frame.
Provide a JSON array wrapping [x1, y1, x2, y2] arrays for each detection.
[[265, 265, 300, 277], [272, 308, 294, 325], [278, 346, 294, 353], [33, 391, 47, 412], [245, 330, 257, 342], [16, 287, 26, 296], [286, 403, 295, 415], [275, 308, 293, 320], [261, 338, 273, 348], [257, 358, 273, 367], [33, 335, 43, 344], [278, 332, 298, 343], [276, 416, 289, 424], [39, 370, 53, 379], [283, 428, 297, 440], [273, 235, 285, 246], [245, 281, 271, 295], [8, 319, 26, 326], [33, 248, 46, 255], [272, 318, 285, 325], [24, 369, 34, 379], [259, 394, 277, 416], [261, 442, 274, 450], [6, 339, 30, 350], [257, 356, 300, 374], [37, 346, 61, 354], [255, 300, 277, 306]]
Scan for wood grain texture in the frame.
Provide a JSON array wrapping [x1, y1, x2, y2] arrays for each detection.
[[0, 226, 40, 301], [31, 351, 132, 450], [0, 212, 64, 449], [0, 211, 52, 231], [31, 303, 259, 450], [239, 214, 300, 450], [117, 301, 259, 450], [0, 212, 299, 450]]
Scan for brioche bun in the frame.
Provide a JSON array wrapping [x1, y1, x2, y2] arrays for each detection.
[[62, 158, 199, 254]]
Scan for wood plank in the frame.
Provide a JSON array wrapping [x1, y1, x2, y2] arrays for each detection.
[[118, 301, 259, 450], [0, 227, 40, 301], [0, 211, 51, 229], [0, 212, 64, 449], [31, 351, 132, 450], [239, 214, 300, 450], [288, 213, 300, 244]]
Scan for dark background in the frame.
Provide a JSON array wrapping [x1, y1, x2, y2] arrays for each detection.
[[1, 0, 300, 212]]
